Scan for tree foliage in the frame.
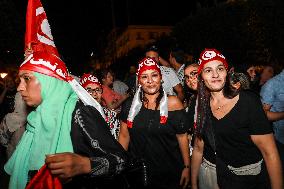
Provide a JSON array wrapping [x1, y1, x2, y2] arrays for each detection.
[[172, 0, 284, 66]]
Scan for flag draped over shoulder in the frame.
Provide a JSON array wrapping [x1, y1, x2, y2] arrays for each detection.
[[25, 0, 59, 56]]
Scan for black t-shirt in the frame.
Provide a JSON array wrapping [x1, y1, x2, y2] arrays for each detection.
[[120, 99, 189, 188], [212, 91, 272, 167]]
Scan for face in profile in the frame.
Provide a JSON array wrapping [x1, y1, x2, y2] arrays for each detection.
[[201, 60, 227, 92], [139, 69, 162, 95], [85, 83, 103, 104], [260, 66, 274, 83], [17, 70, 42, 107], [184, 64, 199, 91]]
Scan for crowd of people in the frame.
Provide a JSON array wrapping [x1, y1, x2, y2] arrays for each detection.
[[0, 46, 284, 189]]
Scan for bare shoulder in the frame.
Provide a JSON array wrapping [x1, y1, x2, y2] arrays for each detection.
[[168, 95, 184, 111]]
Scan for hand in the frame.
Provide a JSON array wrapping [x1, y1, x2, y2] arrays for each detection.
[[180, 167, 190, 189], [122, 93, 130, 100], [45, 152, 91, 182], [24, 48, 33, 59]]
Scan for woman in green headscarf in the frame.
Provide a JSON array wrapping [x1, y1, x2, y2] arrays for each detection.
[[4, 52, 76, 189], [5, 52, 128, 189]]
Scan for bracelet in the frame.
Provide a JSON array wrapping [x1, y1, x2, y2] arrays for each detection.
[[184, 165, 190, 168]]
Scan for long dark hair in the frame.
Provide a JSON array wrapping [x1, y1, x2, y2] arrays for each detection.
[[195, 75, 211, 138], [195, 70, 242, 149]]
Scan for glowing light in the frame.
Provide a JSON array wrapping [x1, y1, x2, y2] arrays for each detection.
[[0, 73, 8, 78]]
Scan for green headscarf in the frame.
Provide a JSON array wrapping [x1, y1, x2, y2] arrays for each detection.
[[5, 72, 78, 189]]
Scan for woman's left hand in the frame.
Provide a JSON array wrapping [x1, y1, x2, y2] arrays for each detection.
[[179, 167, 190, 189]]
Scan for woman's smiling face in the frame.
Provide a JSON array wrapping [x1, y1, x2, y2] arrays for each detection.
[[139, 69, 162, 95]]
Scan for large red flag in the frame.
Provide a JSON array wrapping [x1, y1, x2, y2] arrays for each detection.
[[25, 0, 59, 56]]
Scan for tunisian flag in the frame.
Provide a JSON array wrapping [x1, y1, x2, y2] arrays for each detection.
[[25, 0, 59, 56]]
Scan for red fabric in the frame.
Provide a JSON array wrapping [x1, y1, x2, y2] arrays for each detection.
[[20, 52, 68, 82], [25, 0, 59, 56], [160, 116, 167, 124], [80, 73, 101, 88], [22, 0, 69, 82], [127, 120, 133, 128], [25, 164, 62, 189], [137, 57, 161, 78], [197, 49, 228, 74]]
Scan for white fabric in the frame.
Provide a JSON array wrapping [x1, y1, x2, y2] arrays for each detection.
[[127, 85, 143, 123], [199, 158, 219, 189], [176, 64, 185, 86], [68, 78, 106, 120], [160, 66, 180, 96], [1, 93, 28, 133], [113, 80, 129, 95], [127, 85, 168, 124]]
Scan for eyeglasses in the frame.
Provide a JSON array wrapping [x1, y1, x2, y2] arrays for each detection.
[[86, 87, 102, 94], [185, 71, 198, 80]]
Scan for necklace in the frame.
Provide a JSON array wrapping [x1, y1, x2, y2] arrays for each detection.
[[216, 106, 223, 110], [216, 103, 227, 111]]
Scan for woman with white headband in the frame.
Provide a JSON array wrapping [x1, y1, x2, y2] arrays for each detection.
[[191, 49, 282, 189], [119, 57, 190, 189]]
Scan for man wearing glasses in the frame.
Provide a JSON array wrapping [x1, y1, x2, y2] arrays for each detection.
[[81, 74, 121, 140]]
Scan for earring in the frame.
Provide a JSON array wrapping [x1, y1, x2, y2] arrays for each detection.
[[161, 80, 164, 84]]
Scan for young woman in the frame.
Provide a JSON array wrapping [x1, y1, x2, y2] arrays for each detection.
[[119, 57, 190, 189], [4, 52, 128, 189], [191, 49, 282, 189], [184, 63, 199, 131]]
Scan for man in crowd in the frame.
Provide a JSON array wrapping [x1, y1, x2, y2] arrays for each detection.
[[260, 68, 284, 174], [169, 48, 186, 86]]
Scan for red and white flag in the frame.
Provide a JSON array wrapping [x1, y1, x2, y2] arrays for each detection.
[[25, 0, 59, 56]]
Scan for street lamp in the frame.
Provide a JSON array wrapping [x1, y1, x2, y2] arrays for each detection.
[[0, 73, 8, 79]]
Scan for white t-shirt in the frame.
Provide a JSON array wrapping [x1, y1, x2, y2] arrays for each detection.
[[160, 66, 181, 96], [113, 80, 129, 95], [176, 64, 185, 86]]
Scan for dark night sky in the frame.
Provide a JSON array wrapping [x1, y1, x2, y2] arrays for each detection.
[[9, 0, 193, 72]]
